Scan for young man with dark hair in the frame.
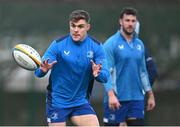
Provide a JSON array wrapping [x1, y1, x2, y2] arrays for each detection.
[[35, 10, 111, 126]]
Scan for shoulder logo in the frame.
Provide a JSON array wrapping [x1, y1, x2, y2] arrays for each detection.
[[64, 50, 70, 56], [136, 44, 141, 51], [118, 44, 124, 50], [87, 50, 94, 59]]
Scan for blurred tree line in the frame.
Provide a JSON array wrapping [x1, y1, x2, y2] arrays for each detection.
[[0, 0, 180, 90]]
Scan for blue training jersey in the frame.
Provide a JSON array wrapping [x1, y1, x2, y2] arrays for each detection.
[[103, 31, 151, 103], [35, 34, 110, 108]]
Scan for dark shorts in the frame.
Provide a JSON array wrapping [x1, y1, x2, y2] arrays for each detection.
[[103, 100, 144, 124], [46, 103, 96, 123]]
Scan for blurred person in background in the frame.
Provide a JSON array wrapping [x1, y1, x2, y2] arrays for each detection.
[[135, 21, 158, 86], [103, 7, 156, 126], [34, 10, 111, 126]]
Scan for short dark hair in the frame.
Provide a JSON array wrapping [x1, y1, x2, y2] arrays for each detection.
[[120, 7, 138, 19], [69, 10, 90, 23]]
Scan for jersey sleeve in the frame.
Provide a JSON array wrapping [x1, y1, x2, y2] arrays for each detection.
[[140, 46, 152, 92], [93, 43, 110, 84], [102, 40, 115, 92], [34, 40, 58, 78]]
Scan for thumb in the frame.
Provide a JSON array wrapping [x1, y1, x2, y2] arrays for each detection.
[[51, 60, 57, 65]]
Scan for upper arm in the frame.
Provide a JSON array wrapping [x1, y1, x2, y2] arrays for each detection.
[[103, 40, 115, 70], [41, 40, 59, 63]]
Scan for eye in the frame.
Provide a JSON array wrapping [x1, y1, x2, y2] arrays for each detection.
[[71, 24, 76, 28], [132, 20, 136, 23], [125, 19, 130, 22], [78, 25, 85, 29]]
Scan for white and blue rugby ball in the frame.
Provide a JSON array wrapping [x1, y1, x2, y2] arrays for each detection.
[[12, 44, 41, 71]]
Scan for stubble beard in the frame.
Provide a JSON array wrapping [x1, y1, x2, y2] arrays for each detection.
[[123, 27, 134, 36]]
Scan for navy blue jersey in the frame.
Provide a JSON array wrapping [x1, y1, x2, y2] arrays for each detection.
[[145, 48, 158, 86], [35, 34, 110, 108]]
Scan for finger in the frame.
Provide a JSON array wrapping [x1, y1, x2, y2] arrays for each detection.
[[115, 103, 120, 109], [111, 107, 115, 111], [50, 60, 57, 66], [43, 58, 50, 64], [41, 61, 45, 66], [98, 64, 102, 70], [149, 104, 154, 110], [147, 107, 150, 111], [117, 101, 121, 109], [109, 104, 115, 111], [40, 63, 45, 68], [90, 60, 95, 66], [43, 60, 46, 64], [108, 104, 111, 109], [146, 105, 151, 111]]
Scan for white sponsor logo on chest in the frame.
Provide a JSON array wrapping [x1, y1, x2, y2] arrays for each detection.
[[64, 50, 70, 56], [118, 44, 124, 50]]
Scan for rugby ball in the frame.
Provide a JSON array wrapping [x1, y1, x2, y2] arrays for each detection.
[[12, 44, 41, 71]]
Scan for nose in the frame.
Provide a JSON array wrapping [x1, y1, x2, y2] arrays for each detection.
[[74, 26, 78, 32]]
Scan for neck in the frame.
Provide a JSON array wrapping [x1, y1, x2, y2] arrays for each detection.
[[81, 34, 87, 42], [120, 29, 133, 43]]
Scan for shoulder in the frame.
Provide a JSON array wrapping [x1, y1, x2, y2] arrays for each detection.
[[104, 32, 120, 45], [48, 35, 69, 50], [55, 34, 69, 43], [88, 35, 101, 45], [103, 32, 119, 50], [135, 37, 144, 44], [135, 37, 145, 48]]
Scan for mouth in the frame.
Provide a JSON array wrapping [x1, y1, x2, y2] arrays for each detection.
[[73, 34, 80, 38], [127, 26, 133, 30], [127, 27, 134, 32], [73, 34, 80, 37], [72, 34, 82, 41]]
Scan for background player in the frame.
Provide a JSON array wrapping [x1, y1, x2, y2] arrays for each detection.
[[103, 7, 155, 126]]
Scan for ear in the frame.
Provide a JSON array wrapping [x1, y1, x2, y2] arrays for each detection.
[[119, 19, 122, 26], [87, 23, 91, 31]]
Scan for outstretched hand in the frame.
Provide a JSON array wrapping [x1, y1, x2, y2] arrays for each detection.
[[91, 60, 102, 77], [40, 59, 57, 73]]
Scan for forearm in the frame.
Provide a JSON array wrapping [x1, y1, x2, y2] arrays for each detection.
[[94, 65, 110, 83], [141, 71, 152, 92], [108, 89, 116, 97], [146, 90, 154, 99], [34, 68, 48, 78]]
